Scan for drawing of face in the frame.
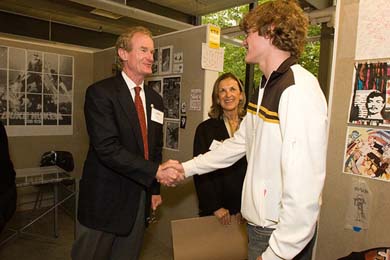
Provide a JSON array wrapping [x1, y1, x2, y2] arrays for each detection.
[[367, 96, 385, 115]]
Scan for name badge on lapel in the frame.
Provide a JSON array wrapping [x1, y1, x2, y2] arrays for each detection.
[[151, 105, 164, 124]]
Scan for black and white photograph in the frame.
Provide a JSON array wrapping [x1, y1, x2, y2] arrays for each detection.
[[0, 44, 74, 135], [26, 72, 42, 93], [43, 94, 58, 113], [164, 120, 179, 150], [146, 78, 163, 96], [348, 61, 390, 126], [163, 76, 181, 119], [173, 52, 183, 63], [26, 93, 42, 113], [44, 52, 59, 74], [59, 94, 72, 116], [180, 115, 186, 129], [59, 55, 73, 76], [43, 73, 58, 94], [27, 51, 43, 72], [9, 47, 26, 71], [9, 70, 26, 94], [59, 75, 73, 95], [43, 94, 58, 125], [160, 46, 172, 74], [152, 48, 159, 75], [173, 63, 183, 74], [0, 46, 7, 69]]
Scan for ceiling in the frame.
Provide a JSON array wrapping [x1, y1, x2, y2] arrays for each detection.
[[0, 0, 334, 49]]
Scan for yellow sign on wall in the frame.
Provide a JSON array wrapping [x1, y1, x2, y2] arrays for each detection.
[[208, 25, 221, 49]]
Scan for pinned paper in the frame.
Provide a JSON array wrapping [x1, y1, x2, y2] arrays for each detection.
[[345, 179, 371, 231]]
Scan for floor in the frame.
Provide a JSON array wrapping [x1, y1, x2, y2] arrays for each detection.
[[0, 207, 173, 260]]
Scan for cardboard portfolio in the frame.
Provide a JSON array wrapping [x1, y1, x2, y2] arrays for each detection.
[[171, 216, 248, 260]]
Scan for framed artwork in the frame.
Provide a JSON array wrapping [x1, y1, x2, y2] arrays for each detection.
[[164, 119, 179, 150], [145, 77, 163, 97], [159, 46, 173, 75], [162, 76, 181, 119], [0, 45, 74, 136]]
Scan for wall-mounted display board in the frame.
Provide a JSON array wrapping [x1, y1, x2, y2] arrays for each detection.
[[316, 1, 390, 259], [143, 25, 220, 255]]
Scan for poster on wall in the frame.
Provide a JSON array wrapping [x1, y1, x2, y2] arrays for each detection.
[[348, 61, 390, 127], [159, 46, 173, 75], [162, 76, 181, 119], [0, 45, 74, 136], [145, 77, 163, 97], [355, 0, 390, 60], [164, 119, 179, 150], [345, 179, 371, 232], [343, 126, 390, 182]]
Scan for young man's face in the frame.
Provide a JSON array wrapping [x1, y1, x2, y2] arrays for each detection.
[[243, 30, 270, 64]]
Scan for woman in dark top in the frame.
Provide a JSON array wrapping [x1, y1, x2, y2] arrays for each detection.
[[0, 121, 17, 233], [193, 72, 247, 225]]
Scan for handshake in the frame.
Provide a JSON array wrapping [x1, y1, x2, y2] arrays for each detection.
[[156, 160, 185, 187]]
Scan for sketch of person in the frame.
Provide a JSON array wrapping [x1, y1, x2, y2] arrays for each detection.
[[353, 193, 366, 221], [366, 91, 385, 120]]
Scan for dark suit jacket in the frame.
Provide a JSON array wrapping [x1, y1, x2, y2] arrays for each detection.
[[193, 118, 247, 217], [0, 122, 17, 233], [77, 74, 164, 236]]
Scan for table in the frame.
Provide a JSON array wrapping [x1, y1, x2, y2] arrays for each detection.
[[0, 166, 76, 246]]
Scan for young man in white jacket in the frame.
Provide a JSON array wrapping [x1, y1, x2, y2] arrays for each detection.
[[163, 0, 328, 259]]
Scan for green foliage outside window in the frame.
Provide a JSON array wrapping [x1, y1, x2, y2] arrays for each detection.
[[202, 1, 321, 92]]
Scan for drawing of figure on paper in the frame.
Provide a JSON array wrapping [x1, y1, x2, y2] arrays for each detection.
[[353, 193, 366, 222]]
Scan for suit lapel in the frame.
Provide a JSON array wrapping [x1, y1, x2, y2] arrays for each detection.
[[115, 75, 145, 154]]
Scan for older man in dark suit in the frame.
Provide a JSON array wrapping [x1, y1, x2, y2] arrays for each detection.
[[71, 26, 183, 260]]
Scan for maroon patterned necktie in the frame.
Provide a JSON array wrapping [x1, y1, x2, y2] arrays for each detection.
[[134, 86, 148, 160]]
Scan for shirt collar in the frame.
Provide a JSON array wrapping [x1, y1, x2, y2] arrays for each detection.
[[121, 71, 144, 90], [260, 56, 297, 88]]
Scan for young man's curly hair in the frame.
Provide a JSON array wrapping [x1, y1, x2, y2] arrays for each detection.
[[240, 0, 308, 58]]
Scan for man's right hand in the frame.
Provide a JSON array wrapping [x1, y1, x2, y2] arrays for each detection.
[[156, 160, 185, 187]]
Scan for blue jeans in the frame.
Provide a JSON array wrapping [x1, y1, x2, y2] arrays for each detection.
[[247, 224, 316, 260]]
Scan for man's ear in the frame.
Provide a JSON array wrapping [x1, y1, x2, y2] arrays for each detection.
[[118, 48, 128, 62]]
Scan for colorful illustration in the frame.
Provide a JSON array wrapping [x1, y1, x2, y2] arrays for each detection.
[[343, 126, 390, 181]]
